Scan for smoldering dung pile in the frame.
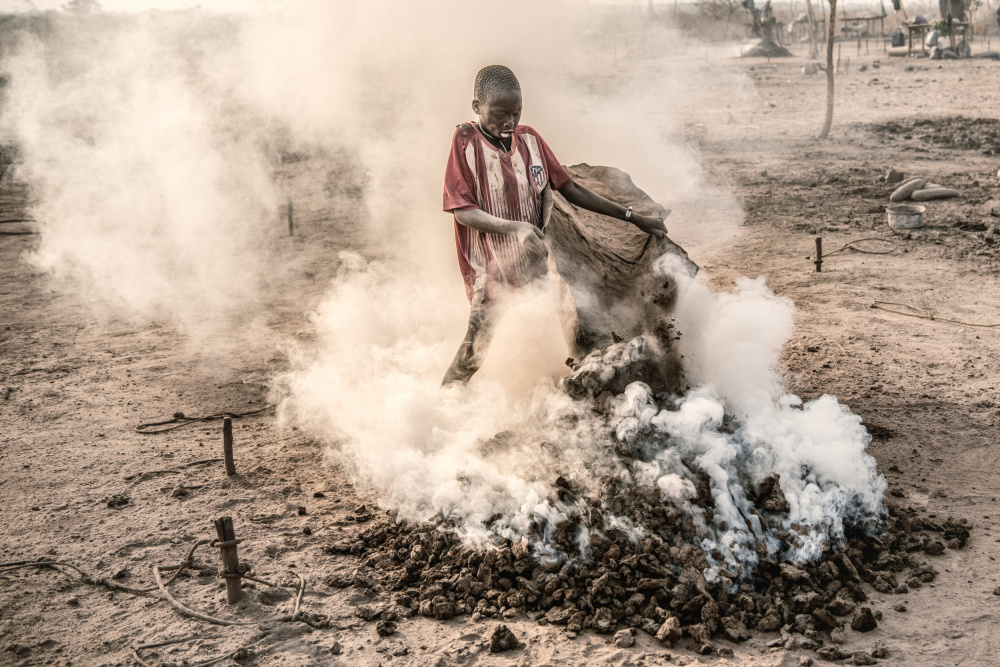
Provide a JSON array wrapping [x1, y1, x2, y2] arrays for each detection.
[[325, 338, 973, 655]]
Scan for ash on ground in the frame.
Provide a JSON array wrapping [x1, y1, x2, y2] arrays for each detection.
[[324, 337, 972, 657]]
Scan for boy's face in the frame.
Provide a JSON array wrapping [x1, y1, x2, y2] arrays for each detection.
[[472, 89, 522, 142]]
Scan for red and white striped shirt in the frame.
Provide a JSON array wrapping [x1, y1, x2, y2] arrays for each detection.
[[443, 123, 572, 303]]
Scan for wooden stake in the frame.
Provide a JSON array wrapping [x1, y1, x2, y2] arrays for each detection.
[[287, 197, 294, 237], [222, 417, 235, 477], [815, 237, 824, 272], [213, 516, 241, 604]]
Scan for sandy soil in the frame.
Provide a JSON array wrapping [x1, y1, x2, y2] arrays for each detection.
[[3, 41, 1000, 667]]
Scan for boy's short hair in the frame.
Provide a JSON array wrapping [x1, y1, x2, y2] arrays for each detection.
[[473, 65, 521, 103]]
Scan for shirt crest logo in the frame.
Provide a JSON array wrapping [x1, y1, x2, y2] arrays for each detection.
[[530, 164, 545, 187]]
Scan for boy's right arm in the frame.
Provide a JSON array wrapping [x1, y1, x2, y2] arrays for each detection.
[[454, 208, 547, 259]]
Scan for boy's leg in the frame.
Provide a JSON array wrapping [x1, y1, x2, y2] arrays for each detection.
[[441, 299, 503, 386]]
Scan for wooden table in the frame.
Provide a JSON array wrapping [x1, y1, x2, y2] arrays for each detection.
[[945, 20, 969, 54], [905, 22, 932, 55], [840, 15, 886, 37]]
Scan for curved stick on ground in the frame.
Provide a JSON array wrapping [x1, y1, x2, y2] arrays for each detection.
[[0, 546, 205, 596], [152, 563, 294, 626], [291, 571, 305, 619]]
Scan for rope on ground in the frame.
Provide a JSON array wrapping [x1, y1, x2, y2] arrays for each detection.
[[2, 538, 323, 666], [818, 237, 898, 259], [124, 458, 223, 482], [871, 300, 1000, 328], [0, 539, 207, 595], [132, 636, 264, 667], [135, 405, 275, 434], [152, 551, 300, 627]]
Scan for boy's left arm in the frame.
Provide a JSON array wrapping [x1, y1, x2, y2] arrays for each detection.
[[558, 180, 668, 238]]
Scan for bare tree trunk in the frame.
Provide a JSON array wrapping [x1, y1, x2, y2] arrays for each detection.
[[818, 0, 838, 139], [804, 0, 820, 58]]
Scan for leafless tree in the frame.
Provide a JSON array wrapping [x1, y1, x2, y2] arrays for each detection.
[[697, 0, 746, 38]]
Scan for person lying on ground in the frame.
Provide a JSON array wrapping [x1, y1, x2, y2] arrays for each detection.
[[441, 64, 668, 386]]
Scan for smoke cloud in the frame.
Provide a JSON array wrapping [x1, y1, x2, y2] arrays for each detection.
[[0, 1, 884, 576], [0, 0, 749, 338]]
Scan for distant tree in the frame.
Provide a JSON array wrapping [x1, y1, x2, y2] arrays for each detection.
[[696, 0, 745, 37], [62, 0, 100, 14]]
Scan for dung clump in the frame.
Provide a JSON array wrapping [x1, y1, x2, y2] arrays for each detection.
[[327, 336, 971, 655], [489, 624, 519, 653]]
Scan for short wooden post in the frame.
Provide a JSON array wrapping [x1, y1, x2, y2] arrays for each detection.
[[213, 516, 241, 604], [815, 237, 823, 272], [287, 197, 294, 237], [222, 417, 235, 477]]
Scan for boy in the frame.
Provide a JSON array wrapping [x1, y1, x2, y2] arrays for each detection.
[[442, 64, 668, 386]]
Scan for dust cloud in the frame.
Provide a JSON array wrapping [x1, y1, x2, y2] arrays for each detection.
[[0, 1, 884, 572]]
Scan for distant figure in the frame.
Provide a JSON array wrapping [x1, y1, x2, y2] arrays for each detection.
[[939, 0, 965, 22]]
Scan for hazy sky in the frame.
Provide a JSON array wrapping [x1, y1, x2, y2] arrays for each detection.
[[30, 0, 259, 10]]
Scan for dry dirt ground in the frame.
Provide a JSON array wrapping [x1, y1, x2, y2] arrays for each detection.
[[3, 42, 1000, 667]]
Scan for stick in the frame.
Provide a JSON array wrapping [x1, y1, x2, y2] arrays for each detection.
[[222, 417, 235, 477], [815, 237, 824, 271], [213, 516, 241, 604], [819, 0, 839, 139], [287, 197, 294, 237]]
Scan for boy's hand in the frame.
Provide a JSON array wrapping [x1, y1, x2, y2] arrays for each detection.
[[630, 210, 670, 239], [540, 184, 554, 231], [514, 222, 548, 259]]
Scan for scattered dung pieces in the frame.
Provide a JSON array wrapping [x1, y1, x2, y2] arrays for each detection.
[[104, 493, 130, 509], [376, 620, 397, 636], [885, 168, 905, 184], [867, 116, 1000, 154], [816, 646, 851, 661], [489, 624, 519, 653], [852, 651, 877, 666], [170, 484, 189, 498], [329, 641, 343, 655], [655, 617, 682, 646], [318, 340, 970, 648], [354, 604, 382, 621], [871, 640, 890, 658], [331, 476, 964, 651], [851, 607, 878, 633], [613, 628, 636, 648]]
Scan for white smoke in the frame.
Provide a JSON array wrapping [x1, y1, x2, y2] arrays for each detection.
[[279, 248, 886, 577], [607, 275, 886, 577], [0, 1, 748, 344], [0, 2, 883, 577]]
